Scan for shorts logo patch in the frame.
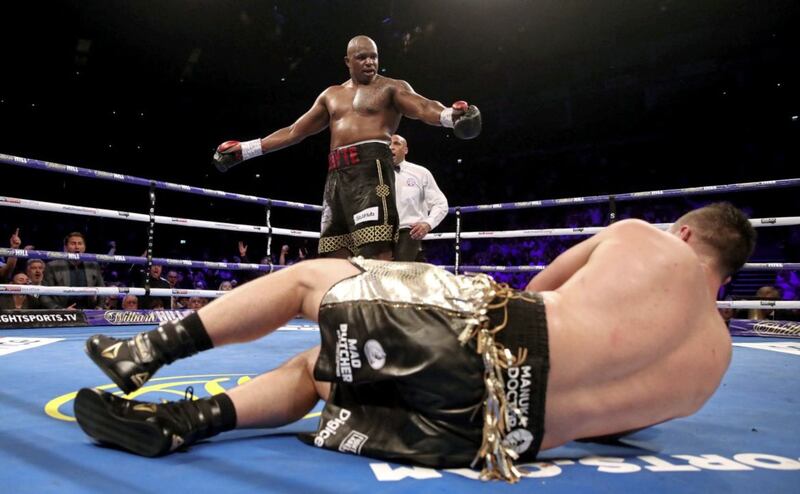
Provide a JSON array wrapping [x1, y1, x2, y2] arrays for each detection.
[[364, 339, 386, 370], [503, 428, 533, 454], [354, 207, 379, 225], [336, 324, 361, 382], [338, 430, 369, 455], [505, 365, 532, 428], [314, 408, 352, 447]]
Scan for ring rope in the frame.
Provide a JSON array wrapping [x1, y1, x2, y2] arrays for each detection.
[[3, 153, 799, 214], [425, 217, 800, 241], [1, 249, 797, 276], [2, 283, 799, 308], [0, 284, 226, 299], [0, 153, 322, 212], [447, 263, 800, 273], [452, 178, 800, 213], [0, 248, 287, 273], [3, 194, 796, 241], [0, 195, 319, 238]]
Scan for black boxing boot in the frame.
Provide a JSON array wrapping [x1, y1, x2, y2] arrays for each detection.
[[74, 387, 237, 457], [85, 312, 213, 394]]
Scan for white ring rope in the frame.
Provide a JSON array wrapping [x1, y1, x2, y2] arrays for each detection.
[[4, 151, 799, 213], [0, 247, 286, 273], [2, 195, 797, 242], [715, 300, 800, 310], [2, 249, 797, 275], [3, 284, 799, 308], [0, 195, 319, 238], [426, 217, 800, 240], [0, 284, 225, 299]]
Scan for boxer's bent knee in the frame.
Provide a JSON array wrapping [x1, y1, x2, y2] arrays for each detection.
[[295, 259, 361, 319]]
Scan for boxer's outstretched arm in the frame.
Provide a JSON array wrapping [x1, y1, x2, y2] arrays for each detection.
[[259, 92, 331, 153], [213, 92, 330, 172], [393, 81, 450, 126]]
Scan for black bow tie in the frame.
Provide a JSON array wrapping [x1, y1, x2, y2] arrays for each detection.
[[394, 165, 401, 172]]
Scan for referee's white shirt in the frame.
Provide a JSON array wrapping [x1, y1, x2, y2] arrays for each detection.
[[394, 160, 448, 230]]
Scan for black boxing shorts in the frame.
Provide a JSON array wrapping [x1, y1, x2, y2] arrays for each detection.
[[319, 141, 398, 257], [299, 258, 550, 475]]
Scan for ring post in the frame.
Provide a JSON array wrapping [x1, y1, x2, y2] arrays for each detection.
[[455, 207, 462, 275]]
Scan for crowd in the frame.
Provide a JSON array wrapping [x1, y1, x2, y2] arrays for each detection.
[[2, 198, 799, 320], [0, 229, 312, 311]]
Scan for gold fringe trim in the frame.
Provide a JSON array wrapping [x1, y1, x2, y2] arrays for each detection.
[[458, 279, 532, 483]]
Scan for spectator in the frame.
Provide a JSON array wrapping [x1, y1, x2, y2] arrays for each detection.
[[166, 270, 179, 289], [40, 232, 106, 309], [747, 286, 781, 320], [0, 228, 23, 281], [187, 296, 207, 310], [25, 259, 45, 285], [0, 272, 41, 310], [218, 281, 233, 291], [718, 295, 736, 327], [236, 241, 272, 284], [121, 294, 139, 311], [390, 134, 449, 262], [131, 263, 171, 310], [103, 287, 121, 310], [278, 243, 312, 266]]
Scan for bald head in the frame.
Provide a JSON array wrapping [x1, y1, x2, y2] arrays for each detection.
[[390, 134, 408, 165], [346, 35, 377, 56]]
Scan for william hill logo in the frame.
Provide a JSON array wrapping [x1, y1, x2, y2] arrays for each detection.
[[104, 310, 193, 325], [105, 311, 157, 324]]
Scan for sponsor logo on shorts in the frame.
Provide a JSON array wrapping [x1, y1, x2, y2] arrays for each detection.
[[339, 430, 369, 454], [503, 428, 534, 455], [353, 207, 379, 225], [505, 365, 532, 429], [364, 339, 386, 370], [314, 408, 352, 447], [336, 324, 361, 382]]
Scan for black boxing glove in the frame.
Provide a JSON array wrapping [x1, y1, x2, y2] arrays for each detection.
[[454, 104, 481, 139], [440, 101, 482, 140], [213, 139, 263, 172]]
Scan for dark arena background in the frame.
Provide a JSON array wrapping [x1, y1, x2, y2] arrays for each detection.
[[1, 1, 798, 492]]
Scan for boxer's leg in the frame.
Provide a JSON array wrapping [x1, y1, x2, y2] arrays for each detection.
[[228, 346, 330, 428], [85, 259, 359, 393]]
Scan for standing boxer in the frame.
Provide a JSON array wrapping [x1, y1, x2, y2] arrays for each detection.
[[213, 35, 480, 260]]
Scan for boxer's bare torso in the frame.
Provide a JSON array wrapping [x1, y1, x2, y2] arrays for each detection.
[[323, 76, 405, 149], [252, 37, 448, 154], [532, 220, 732, 449]]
